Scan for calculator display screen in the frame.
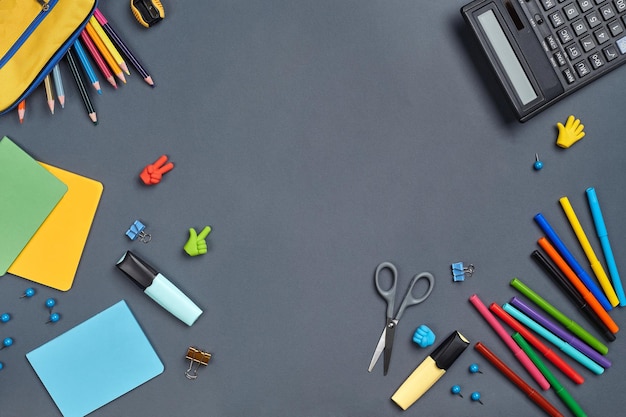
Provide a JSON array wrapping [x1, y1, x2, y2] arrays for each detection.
[[477, 9, 538, 105]]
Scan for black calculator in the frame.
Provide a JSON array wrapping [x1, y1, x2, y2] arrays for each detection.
[[462, 0, 626, 121]]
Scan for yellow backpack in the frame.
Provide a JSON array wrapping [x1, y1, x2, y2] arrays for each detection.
[[0, 0, 97, 115]]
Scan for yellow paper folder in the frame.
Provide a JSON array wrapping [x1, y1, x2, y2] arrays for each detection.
[[8, 163, 103, 291]]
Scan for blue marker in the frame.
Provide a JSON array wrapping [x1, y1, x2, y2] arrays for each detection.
[[586, 187, 626, 306], [502, 303, 604, 375], [534, 213, 612, 311]]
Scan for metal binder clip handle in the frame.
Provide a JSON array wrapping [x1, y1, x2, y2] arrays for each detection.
[[185, 346, 211, 380]]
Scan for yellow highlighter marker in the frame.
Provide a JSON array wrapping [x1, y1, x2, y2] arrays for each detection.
[[559, 196, 619, 306], [88, 16, 129, 75]]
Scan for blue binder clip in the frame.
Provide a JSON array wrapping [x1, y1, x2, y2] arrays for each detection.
[[451, 262, 474, 282], [126, 220, 152, 243]]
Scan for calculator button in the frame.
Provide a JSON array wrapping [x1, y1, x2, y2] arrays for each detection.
[[589, 52, 605, 67], [594, 27, 611, 43], [580, 35, 597, 51], [587, 11, 602, 27], [554, 50, 568, 65], [546, 34, 560, 49], [541, 0, 557, 9], [603, 44, 620, 60], [564, 3, 581, 19], [594, 0, 607, 3], [563, 67, 577, 83], [600, 4, 615, 19], [617, 36, 626, 53], [615, 0, 626, 12], [567, 43, 584, 58], [574, 60, 592, 76], [609, 20, 624, 36], [559, 26, 575, 42], [578, 0, 595, 11], [550, 10, 566, 27], [572, 19, 588, 35]]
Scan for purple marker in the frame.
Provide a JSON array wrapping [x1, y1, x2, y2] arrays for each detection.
[[510, 297, 611, 369]]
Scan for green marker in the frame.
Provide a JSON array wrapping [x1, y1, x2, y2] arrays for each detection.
[[510, 278, 608, 355], [513, 332, 587, 417]]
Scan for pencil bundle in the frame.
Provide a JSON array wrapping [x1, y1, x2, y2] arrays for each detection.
[[17, 8, 154, 125]]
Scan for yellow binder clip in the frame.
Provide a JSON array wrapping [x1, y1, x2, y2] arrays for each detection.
[[185, 346, 211, 380]]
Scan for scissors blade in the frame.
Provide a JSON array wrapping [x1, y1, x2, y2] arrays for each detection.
[[383, 320, 397, 375], [368, 325, 387, 372]]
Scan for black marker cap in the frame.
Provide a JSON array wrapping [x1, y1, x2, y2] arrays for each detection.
[[431, 331, 470, 370], [116, 250, 157, 290]]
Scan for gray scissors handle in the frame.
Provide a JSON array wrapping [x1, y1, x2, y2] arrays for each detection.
[[394, 272, 434, 321], [374, 262, 399, 319]]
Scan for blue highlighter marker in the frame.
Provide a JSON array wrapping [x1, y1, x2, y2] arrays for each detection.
[[534, 213, 612, 311], [586, 187, 626, 307]]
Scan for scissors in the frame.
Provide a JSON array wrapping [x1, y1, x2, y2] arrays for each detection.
[[368, 261, 435, 375]]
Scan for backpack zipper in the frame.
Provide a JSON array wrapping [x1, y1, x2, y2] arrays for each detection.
[[0, 0, 59, 68]]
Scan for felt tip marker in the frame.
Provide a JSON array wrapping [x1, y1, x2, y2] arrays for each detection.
[[586, 187, 626, 306], [116, 251, 203, 326], [532, 249, 616, 342], [534, 213, 612, 311]]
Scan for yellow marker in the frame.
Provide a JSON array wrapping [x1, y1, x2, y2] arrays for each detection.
[[559, 196, 619, 306], [391, 331, 469, 410], [88, 16, 129, 75]]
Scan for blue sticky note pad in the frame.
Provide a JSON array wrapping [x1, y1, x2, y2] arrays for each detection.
[[26, 301, 164, 417]]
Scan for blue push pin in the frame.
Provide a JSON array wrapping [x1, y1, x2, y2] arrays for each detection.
[[46, 312, 61, 324], [0, 361, 4, 370], [471, 391, 483, 405], [1, 337, 13, 349], [45, 298, 56, 312], [1, 313, 10, 323], [20, 287, 35, 298], [469, 363, 483, 374], [534, 154, 544, 170], [126, 220, 152, 243], [451, 385, 463, 398]]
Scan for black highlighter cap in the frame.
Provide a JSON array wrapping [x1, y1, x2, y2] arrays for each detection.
[[116, 251, 158, 290], [431, 330, 470, 370]]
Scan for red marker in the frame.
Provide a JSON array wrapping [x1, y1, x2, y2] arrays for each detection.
[[490, 302, 584, 385]]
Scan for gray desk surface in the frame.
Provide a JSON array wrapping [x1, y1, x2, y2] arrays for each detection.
[[2, 1, 626, 416]]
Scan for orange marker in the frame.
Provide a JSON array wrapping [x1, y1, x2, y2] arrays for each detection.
[[538, 237, 618, 334], [85, 21, 126, 83]]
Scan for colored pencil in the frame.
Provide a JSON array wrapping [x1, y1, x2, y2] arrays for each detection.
[[17, 99, 26, 124], [559, 196, 619, 306], [532, 248, 616, 341], [85, 21, 126, 83], [513, 333, 587, 417], [89, 15, 129, 75], [66, 48, 98, 125], [43, 74, 55, 114], [490, 303, 584, 385], [52, 63, 65, 108], [475, 342, 564, 417], [73, 38, 102, 94], [80, 30, 117, 89], [94, 8, 154, 86], [469, 294, 549, 389]]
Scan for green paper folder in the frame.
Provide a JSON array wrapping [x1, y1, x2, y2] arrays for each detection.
[[26, 300, 164, 417], [0, 136, 67, 275]]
